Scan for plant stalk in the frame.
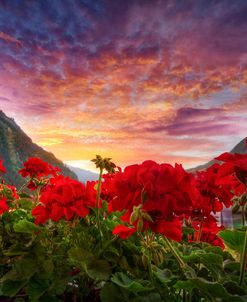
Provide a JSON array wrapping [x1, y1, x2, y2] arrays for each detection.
[[242, 205, 245, 227], [197, 220, 203, 242], [145, 230, 154, 282], [147, 253, 153, 283], [163, 236, 186, 269], [239, 228, 247, 286], [96, 168, 103, 247]]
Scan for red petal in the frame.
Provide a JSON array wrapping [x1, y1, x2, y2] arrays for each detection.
[[154, 219, 182, 242], [112, 225, 136, 239]]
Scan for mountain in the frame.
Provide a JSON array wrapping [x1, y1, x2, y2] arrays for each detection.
[[67, 166, 98, 183], [0, 110, 77, 186], [189, 137, 247, 172]]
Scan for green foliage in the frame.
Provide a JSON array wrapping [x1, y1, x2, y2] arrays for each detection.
[[13, 219, 40, 234], [219, 229, 246, 254], [174, 277, 246, 301], [1, 156, 247, 301], [101, 273, 163, 302]]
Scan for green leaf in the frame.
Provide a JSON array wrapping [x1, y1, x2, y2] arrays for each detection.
[[1, 279, 27, 297], [68, 248, 111, 280], [14, 258, 37, 279], [204, 245, 225, 256], [154, 268, 175, 284], [17, 198, 33, 210], [224, 281, 246, 296], [111, 272, 153, 293], [3, 244, 28, 256], [219, 230, 245, 253], [13, 219, 40, 234], [175, 277, 245, 301], [101, 280, 161, 302], [87, 260, 112, 281], [174, 280, 195, 292], [42, 259, 54, 275], [27, 274, 50, 300], [133, 293, 162, 302], [182, 226, 195, 236], [100, 282, 127, 302], [181, 250, 204, 262], [68, 247, 94, 270], [224, 260, 240, 272], [199, 252, 223, 277], [1, 269, 19, 282], [18, 192, 31, 199]]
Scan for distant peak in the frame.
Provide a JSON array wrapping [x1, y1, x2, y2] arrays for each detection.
[[0, 110, 10, 118], [0, 110, 21, 132]]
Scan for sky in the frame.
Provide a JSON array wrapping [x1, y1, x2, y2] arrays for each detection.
[[0, 0, 247, 172]]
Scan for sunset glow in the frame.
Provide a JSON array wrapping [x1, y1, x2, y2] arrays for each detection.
[[0, 1, 246, 170]]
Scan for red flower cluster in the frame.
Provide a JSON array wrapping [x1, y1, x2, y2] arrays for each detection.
[[195, 164, 235, 217], [32, 176, 97, 224], [216, 152, 247, 186], [19, 157, 60, 179], [104, 160, 202, 241], [3, 153, 247, 248], [191, 218, 224, 248], [0, 159, 6, 173], [0, 197, 8, 215], [104, 153, 247, 244], [18, 157, 61, 190], [0, 182, 19, 215]]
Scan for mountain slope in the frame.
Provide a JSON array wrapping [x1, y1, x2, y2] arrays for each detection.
[[189, 137, 247, 172], [0, 110, 77, 186]]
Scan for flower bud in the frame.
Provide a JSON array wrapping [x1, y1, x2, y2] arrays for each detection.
[[137, 218, 144, 232], [130, 210, 139, 224], [142, 211, 153, 223], [232, 202, 240, 214]]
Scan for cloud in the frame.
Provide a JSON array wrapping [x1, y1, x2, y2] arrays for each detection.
[[0, 31, 23, 47], [162, 107, 247, 136], [0, 96, 10, 102], [0, 0, 246, 167]]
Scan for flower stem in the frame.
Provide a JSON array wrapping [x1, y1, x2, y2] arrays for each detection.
[[163, 236, 186, 269], [98, 235, 118, 257], [147, 252, 153, 282], [239, 228, 247, 286], [144, 230, 154, 282], [197, 220, 203, 242], [35, 186, 41, 205], [96, 168, 103, 247], [242, 205, 245, 227]]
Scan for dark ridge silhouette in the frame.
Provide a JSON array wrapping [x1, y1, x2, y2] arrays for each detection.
[[0, 110, 77, 186]]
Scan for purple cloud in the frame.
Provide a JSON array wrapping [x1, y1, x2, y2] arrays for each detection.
[[156, 107, 247, 136]]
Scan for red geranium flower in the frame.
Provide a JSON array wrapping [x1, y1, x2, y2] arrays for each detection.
[[0, 160, 6, 173], [32, 176, 96, 224], [112, 225, 136, 239], [0, 183, 19, 205], [104, 160, 202, 241], [19, 157, 60, 179], [195, 163, 236, 217], [192, 218, 224, 248], [0, 197, 9, 215], [153, 217, 182, 242], [215, 152, 247, 185]]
